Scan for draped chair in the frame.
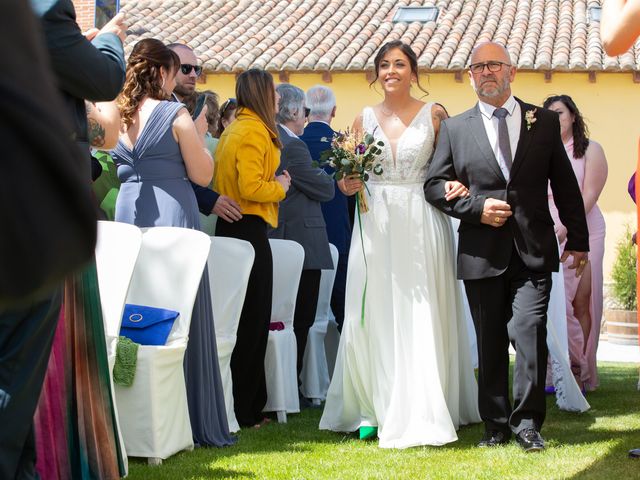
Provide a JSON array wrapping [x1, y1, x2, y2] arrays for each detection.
[[95, 220, 143, 474], [300, 244, 338, 404], [263, 239, 305, 423], [207, 236, 255, 433], [114, 227, 210, 464]]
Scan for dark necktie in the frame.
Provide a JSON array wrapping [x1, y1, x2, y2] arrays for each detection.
[[493, 107, 512, 174]]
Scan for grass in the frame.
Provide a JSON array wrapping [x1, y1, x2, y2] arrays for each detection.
[[127, 362, 640, 479]]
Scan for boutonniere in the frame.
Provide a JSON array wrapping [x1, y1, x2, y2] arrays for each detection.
[[525, 108, 537, 130], [320, 136, 331, 143]]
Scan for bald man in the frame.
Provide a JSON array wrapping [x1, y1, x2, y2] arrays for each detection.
[[425, 42, 589, 452]]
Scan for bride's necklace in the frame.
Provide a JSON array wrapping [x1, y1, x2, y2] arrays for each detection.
[[380, 103, 403, 122]]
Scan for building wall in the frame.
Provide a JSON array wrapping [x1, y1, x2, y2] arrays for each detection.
[[203, 71, 638, 279], [72, 0, 95, 32]]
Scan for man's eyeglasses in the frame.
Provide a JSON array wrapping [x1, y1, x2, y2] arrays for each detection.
[[304, 107, 310, 118], [469, 61, 511, 74], [180, 64, 203, 76], [220, 98, 237, 116]]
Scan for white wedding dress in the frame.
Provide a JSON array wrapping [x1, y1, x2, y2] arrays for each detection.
[[319, 104, 481, 448]]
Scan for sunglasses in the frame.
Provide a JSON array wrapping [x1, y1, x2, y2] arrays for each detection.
[[180, 64, 203, 76], [220, 98, 237, 116]]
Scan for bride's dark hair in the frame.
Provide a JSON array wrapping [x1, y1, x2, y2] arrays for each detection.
[[370, 40, 429, 95]]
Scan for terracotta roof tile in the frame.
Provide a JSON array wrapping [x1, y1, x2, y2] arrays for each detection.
[[121, 0, 636, 72]]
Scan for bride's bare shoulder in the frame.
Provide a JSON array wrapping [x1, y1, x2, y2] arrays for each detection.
[[352, 110, 367, 133]]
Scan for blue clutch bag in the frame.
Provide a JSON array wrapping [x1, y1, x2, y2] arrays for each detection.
[[120, 304, 180, 346]]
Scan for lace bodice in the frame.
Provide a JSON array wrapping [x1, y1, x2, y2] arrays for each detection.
[[362, 103, 435, 184]]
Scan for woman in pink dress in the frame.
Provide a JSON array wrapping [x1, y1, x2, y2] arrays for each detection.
[[544, 95, 608, 391]]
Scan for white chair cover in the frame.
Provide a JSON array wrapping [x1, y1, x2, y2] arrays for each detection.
[[114, 227, 211, 461], [207, 236, 255, 433], [263, 239, 304, 421], [300, 244, 338, 401], [95, 220, 143, 475], [95, 221, 143, 363]]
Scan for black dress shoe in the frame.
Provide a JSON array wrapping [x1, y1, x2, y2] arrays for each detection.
[[478, 430, 511, 447], [515, 428, 545, 452], [629, 448, 640, 458]]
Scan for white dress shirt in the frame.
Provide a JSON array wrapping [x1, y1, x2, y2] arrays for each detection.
[[279, 123, 298, 139], [478, 95, 521, 181]]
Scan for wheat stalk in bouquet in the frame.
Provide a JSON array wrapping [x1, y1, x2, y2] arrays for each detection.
[[314, 128, 384, 213]]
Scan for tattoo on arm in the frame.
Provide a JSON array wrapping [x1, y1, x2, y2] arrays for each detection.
[[433, 105, 448, 123], [88, 118, 106, 147], [85, 101, 93, 114]]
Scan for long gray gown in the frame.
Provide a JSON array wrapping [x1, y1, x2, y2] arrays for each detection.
[[112, 100, 234, 447]]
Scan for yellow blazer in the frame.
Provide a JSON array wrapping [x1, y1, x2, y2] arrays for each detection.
[[214, 108, 285, 227]]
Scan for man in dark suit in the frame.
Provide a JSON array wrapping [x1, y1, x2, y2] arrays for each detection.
[[300, 86, 352, 331], [167, 43, 243, 225], [270, 85, 335, 403], [425, 42, 589, 452]]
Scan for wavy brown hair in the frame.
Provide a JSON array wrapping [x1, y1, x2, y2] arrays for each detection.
[[543, 94, 590, 158], [370, 40, 428, 95], [117, 39, 180, 129], [236, 69, 281, 148]]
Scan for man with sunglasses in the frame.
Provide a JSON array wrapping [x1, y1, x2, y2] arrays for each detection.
[[425, 42, 589, 452], [168, 43, 242, 224]]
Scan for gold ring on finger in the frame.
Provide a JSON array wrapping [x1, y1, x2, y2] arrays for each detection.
[[494, 216, 501, 223]]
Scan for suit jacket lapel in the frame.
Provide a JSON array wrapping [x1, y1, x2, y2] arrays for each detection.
[[509, 98, 536, 182], [467, 105, 507, 183]]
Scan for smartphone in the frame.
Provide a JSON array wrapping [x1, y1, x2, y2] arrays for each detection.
[[95, 0, 120, 29], [192, 94, 207, 120]]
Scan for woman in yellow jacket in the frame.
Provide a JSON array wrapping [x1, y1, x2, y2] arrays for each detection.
[[214, 69, 291, 428]]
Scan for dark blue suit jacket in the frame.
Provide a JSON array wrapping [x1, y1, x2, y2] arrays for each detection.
[[300, 122, 352, 255], [169, 93, 219, 214]]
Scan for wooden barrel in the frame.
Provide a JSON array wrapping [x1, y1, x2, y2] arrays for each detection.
[[605, 309, 639, 345]]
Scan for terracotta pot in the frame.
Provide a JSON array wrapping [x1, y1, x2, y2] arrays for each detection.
[[604, 309, 639, 345]]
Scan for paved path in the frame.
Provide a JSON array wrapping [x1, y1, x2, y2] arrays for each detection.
[[597, 339, 640, 363]]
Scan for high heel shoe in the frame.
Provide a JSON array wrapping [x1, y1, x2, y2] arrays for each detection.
[[359, 426, 378, 440]]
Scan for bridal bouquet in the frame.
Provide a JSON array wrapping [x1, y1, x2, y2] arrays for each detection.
[[314, 129, 384, 213]]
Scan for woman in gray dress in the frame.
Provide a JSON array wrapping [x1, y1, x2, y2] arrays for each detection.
[[112, 38, 234, 447]]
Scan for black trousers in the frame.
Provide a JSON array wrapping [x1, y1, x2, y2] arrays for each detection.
[[294, 269, 321, 386], [464, 251, 551, 434], [0, 289, 61, 480], [330, 254, 348, 331], [216, 215, 272, 427]]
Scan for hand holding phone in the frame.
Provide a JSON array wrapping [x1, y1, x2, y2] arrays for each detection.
[[191, 94, 207, 121], [194, 105, 209, 139], [98, 12, 127, 44]]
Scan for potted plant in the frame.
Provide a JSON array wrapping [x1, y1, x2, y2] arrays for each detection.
[[605, 225, 638, 345]]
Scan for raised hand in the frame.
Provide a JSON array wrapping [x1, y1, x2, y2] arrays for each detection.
[[480, 197, 512, 227], [98, 12, 127, 44]]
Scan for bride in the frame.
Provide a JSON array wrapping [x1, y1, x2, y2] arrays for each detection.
[[319, 41, 481, 448]]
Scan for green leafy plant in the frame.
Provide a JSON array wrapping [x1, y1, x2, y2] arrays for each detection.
[[610, 225, 637, 311]]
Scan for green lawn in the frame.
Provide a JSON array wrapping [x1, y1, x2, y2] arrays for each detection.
[[127, 362, 640, 479]]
